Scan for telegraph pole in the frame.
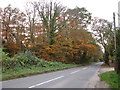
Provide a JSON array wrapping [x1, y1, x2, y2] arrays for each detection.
[[118, 1, 120, 27], [0, 21, 1, 44], [113, 12, 116, 50]]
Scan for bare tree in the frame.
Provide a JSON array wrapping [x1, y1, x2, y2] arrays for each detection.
[[92, 17, 113, 65]]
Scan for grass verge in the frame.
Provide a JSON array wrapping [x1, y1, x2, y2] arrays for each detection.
[[1, 62, 79, 81], [100, 71, 120, 89], [1, 61, 96, 81]]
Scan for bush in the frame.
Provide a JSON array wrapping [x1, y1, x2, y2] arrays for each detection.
[[13, 51, 39, 67], [2, 48, 11, 72], [2, 50, 41, 72]]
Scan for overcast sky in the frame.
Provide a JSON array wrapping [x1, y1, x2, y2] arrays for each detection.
[[0, 0, 119, 26]]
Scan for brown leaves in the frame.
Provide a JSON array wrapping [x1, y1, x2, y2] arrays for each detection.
[[3, 43, 20, 56]]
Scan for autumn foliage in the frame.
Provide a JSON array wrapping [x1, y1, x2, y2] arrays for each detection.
[[30, 38, 99, 64], [0, 3, 102, 65]]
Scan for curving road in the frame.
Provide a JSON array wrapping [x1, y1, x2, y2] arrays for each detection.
[[2, 62, 103, 88]]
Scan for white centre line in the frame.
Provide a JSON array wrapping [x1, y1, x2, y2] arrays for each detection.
[[70, 67, 88, 74], [70, 70, 81, 74], [28, 76, 64, 88], [82, 67, 87, 70]]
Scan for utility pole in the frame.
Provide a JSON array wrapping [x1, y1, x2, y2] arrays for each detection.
[[0, 21, 2, 46], [113, 12, 116, 50], [118, 1, 120, 27]]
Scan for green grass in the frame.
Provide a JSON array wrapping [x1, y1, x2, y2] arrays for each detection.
[[100, 71, 120, 89], [1, 50, 96, 81], [2, 61, 80, 81]]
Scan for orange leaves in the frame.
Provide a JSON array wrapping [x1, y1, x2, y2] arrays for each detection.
[[30, 38, 99, 64]]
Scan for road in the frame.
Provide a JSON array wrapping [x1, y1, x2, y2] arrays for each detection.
[[2, 62, 103, 88]]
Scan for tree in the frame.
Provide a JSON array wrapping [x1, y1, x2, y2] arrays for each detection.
[[32, 1, 66, 45], [65, 7, 92, 30], [25, 2, 38, 44], [0, 5, 26, 56], [92, 17, 113, 65], [62, 7, 92, 41]]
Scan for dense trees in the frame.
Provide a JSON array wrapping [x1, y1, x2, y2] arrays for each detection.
[[0, 1, 102, 66]]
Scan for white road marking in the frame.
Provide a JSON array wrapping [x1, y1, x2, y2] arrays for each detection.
[[28, 76, 64, 88], [70, 67, 88, 74], [70, 70, 81, 74], [82, 67, 87, 70]]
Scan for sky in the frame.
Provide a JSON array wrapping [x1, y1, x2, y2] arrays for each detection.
[[0, 0, 119, 26]]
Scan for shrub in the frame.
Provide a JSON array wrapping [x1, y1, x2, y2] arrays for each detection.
[[13, 51, 39, 67], [2, 48, 12, 72], [2, 50, 41, 72]]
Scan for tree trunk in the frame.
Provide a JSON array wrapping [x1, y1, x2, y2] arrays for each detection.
[[103, 49, 109, 66]]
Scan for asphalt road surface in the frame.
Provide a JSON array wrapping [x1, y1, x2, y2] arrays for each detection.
[[2, 62, 103, 88]]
